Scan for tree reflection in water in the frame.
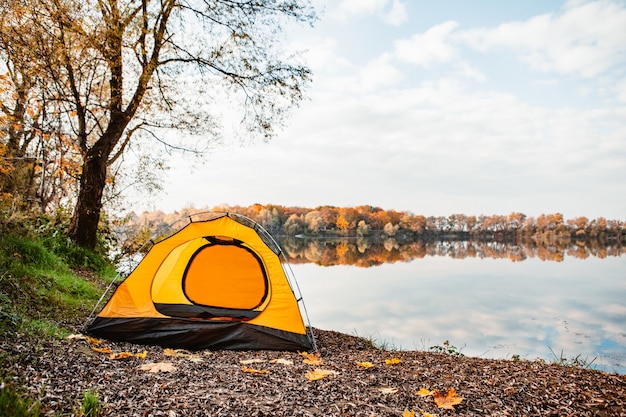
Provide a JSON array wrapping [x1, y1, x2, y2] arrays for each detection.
[[278, 237, 624, 267]]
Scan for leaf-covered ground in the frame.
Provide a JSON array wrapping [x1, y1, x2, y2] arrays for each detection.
[[3, 328, 625, 416]]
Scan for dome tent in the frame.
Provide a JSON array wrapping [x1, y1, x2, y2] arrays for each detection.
[[85, 212, 315, 351]]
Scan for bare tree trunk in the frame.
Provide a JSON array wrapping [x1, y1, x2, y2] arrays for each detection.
[[68, 144, 108, 249]]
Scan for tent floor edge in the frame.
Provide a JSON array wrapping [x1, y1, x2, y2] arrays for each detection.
[[85, 317, 313, 351]]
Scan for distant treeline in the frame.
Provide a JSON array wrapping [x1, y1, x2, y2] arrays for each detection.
[[124, 204, 625, 248]]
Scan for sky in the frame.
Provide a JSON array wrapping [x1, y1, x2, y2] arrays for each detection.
[[137, 0, 626, 220]]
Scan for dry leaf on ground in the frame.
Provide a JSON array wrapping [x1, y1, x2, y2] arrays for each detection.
[[138, 362, 177, 373], [432, 388, 463, 409], [271, 358, 293, 365], [356, 361, 375, 369], [417, 388, 432, 397], [109, 352, 135, 360], [302, 352, 323, 365], [385, 357, 401, 365], [91, 347, 112, 354], [377, 386, 398, 394], [241, 366, 269, 375], [305, 368, 337, 381]]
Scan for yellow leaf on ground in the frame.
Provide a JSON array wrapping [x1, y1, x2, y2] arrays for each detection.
[[163, 348, 177, 356], [432, 388, 463, 409], [417, 387, 432, 397], [303, 352, 323, 365], [86, 337, 103, 345], [402, 409, 416, 417], [385, 357, 401, 365], [305, 368, 337, 381], [422, 412, 437, 417], [241, 366, 268, 375], [135, 351, 147, 359], [139, 362, 176, 373], [356, 361, 375, 369], [109, 352, 135, 360], [91, 347, 112, 354], [378, 386, 398, 394]]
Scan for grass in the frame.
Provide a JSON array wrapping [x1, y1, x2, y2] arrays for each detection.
[[548, 346, 598, 370], [0, 382, 41, 417], [0, 214, 116, 415], [81, 389, 102, 417], [351, 328, 401, 351]]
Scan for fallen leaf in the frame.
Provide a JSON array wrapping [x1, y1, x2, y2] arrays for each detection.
[[432, 388, 463, 409], [139, 362, 176, 373], [302, 352, 323, 365], [109, 351, 135, 360], [86, 337, 103, 345], [135, 351, 147, 359], [402, 410, 416, 417], [241, 366, 268, 375], [271, 358, 293, 365], [65, 334, 87, 341], [421, 412, 437, 417], [417, 388, 432, 397], [163, 348, 177, 356], [240, 358, 265, 365], [305, 368, 337, 381], [385, 357, 401, 365], [356, 361, 375, 369], [378, 386, 398, 394], [91, 347, 112, 354]]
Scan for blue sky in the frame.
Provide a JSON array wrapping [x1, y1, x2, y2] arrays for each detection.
[[137, 0, 626, 220]]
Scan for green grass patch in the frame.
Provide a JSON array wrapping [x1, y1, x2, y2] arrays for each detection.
[[0, 383, 41, 417]]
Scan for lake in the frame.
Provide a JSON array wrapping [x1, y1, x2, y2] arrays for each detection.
[[288, 242, 626, 374]]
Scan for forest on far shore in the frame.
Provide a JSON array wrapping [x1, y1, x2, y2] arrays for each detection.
[[122, 204, 625, 249]]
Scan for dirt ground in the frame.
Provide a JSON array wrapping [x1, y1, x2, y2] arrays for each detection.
[[3, 328, 625, 416]]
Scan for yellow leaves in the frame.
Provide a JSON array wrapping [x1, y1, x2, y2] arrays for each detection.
[[431, 388, 463, 409], [109, 352, 135, 360], [304, 368, 337, 381], [91, 346, 112, 354], [138, 362, 176, 373], [109, 351, 147, 360], [241, 366, 269, 375], [164, 348, 203, 362], [356, 361, 375, 369], [301, 351, 323, 365], [402, 410, 416, 417], [417, 388, 432, 397], [385, 357, 401, 365], [417, 387, 463, 409]]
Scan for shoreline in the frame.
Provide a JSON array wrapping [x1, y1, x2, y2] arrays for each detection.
[[3, 328, 626, 416]]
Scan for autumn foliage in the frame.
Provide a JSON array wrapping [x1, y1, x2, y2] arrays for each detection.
[[122, 204, 625, 265]]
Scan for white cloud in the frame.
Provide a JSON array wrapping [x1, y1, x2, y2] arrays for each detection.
[[617, 78, 626, 103], [331, 0, 408, 25], [393, 21, 459, 67], [456, 0, 626, 78], [357, 54, 404, 91], [383, 0, 408, 26]]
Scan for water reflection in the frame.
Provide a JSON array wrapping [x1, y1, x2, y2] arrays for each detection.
[[287, 240, 626, 374], [278, 236, 624, 266]]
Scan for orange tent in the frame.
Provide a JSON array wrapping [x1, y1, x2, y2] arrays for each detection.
[[86, 213, 314, 351]]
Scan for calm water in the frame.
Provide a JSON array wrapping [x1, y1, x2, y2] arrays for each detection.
[[293, 255, 626, 374]]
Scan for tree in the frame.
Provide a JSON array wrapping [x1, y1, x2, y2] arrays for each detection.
[[0, 0, 315, 248]]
